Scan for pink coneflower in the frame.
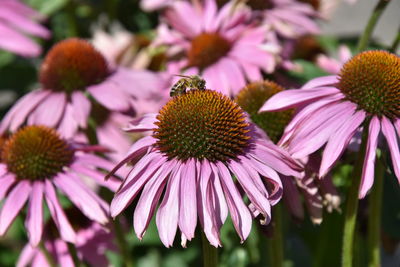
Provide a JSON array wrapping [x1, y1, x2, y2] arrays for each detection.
[[245, 0, 320, 39], [235, 80, 340, 224], [154, 0, 280, 96], [17, 208, 116, 267], [0, 0, 50, 57], [260, 50, 400, 198], [316, 45, 352, 74], [108, 88, 302, 247], [0, 125, 119, 246], [0, 38, 163, 138]]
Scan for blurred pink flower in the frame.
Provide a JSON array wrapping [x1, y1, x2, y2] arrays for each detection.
[[0, 0, 50, 57], [17, 209, 117, 267], [154, 0, 280, 96], [107, 89, 302, 247], [282, 154, 340, 224], [0, 125, 120, 246], [260, 50, 400, 198], [316, 45, 352, 74], [247, 0, 320, 39], [0, 38, 165, 139], [140, 0, 174, 11]]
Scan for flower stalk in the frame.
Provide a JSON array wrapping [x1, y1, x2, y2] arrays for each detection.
[[356, 0, 390, 52], [39, 242, 57, 267], [113, 218, 134, 267], [202, 232, 218, 267], [341, 126, 368, 267], [367, 152, 385, 267], [269, 204, 284, 267]]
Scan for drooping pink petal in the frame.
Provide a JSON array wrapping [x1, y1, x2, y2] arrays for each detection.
[[381, 117, 400, 180], [0, 90, 50, 133], [16, 245, 36, 267], [319, 110, 366, 177], [71, 91, 90, 128], [0, 9, 49, 38], [156, 164, 181, 247], [359, 116, 381, 198], [44, 180, 76, 243], [0, 173, 16, 200], [281, 176, 304, 221], [178, 159, 197, 240], [28, 92, 67, 127], [228, 160, 271, 223], [70, 163, 120, 192], [0, 180, 31, 235], [105, 136, 157, 180], [57, 103, 79, 139], [54, 173, 108, 224], [0, 22, 41, 57], [214, 162, 252, 242], [134, 160, 177, 239], [110, 153, 166, 218], [87, 81, 131, 112], [123, 113, 158, 132], [259, 86, 340, 112], [198, 161, 221, 247], [26, 181, 44, 246]]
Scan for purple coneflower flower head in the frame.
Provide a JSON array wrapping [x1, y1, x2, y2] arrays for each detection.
[[108, 88, 302, 247], [17, 208, 117, 267], [245, 0, 320, 39], [0, 0, 50, 57], [0, 125, 119, 246], [154, 0, 280, 96], [0, 38, 163, 138], [260, 50, 400, 198], [316, 45, 352, 74], [235, 80, 340, 224]]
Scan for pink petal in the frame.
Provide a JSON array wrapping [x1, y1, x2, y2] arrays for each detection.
[[123, 113, 158, 132], [110, 153, 166, 218], [0, 173, 16, 200], [319, 110, 366, 177], [0, 89, 50, 133], [0, 22, 41, 57], [26, 181, 44, 246], [0, 180, 31, 235], [54, 173, 109, 224], [164, 1, 201, 38], [105, 136, 156, 180], [70, 163, 120, 192], [381, 117, 400, 181], [198, 161, 221, 247], [156, 164, 181, 247], [44, 180, 76, 243], [71, 91, 90, 128], [214, 162, 252, 242], [259, 87, 340, 112], [87, 80, 131, 112], [178, 159, 197, 240], [57, 103, 79, 139], [0, 9, 49, 38], [228, 160, 271, 223], [16, 245, 36, 267], [28, 92, 67, 127], [301, 75, 339, 89], [359, 116, 380, 198], [134, 160, 177, 239]]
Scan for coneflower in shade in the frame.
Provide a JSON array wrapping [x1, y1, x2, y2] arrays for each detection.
[[0, 38, 165, 138], [0, 125, 120, 246], [245, 0, 320, 39], [260, 50, 400, 198], [108, 88, 302, 247], [153, 0, 280, 96], [235, 80, 340, 224], [0, 0, 50, 57], [17, 208, 117, 267]]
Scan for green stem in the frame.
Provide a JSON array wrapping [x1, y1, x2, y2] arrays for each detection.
[[113, 219, 134, 267], [367, 154, 385, 267], [389, 26, 400, 53], [269, 204, 283, 267], [66, 0, 78, 37], [39, 242, 57, 267], [201, 232, 218, 267], [67, 242, 82, 267], [356, 0, 390, 52], [341, 128, 369, 267]]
